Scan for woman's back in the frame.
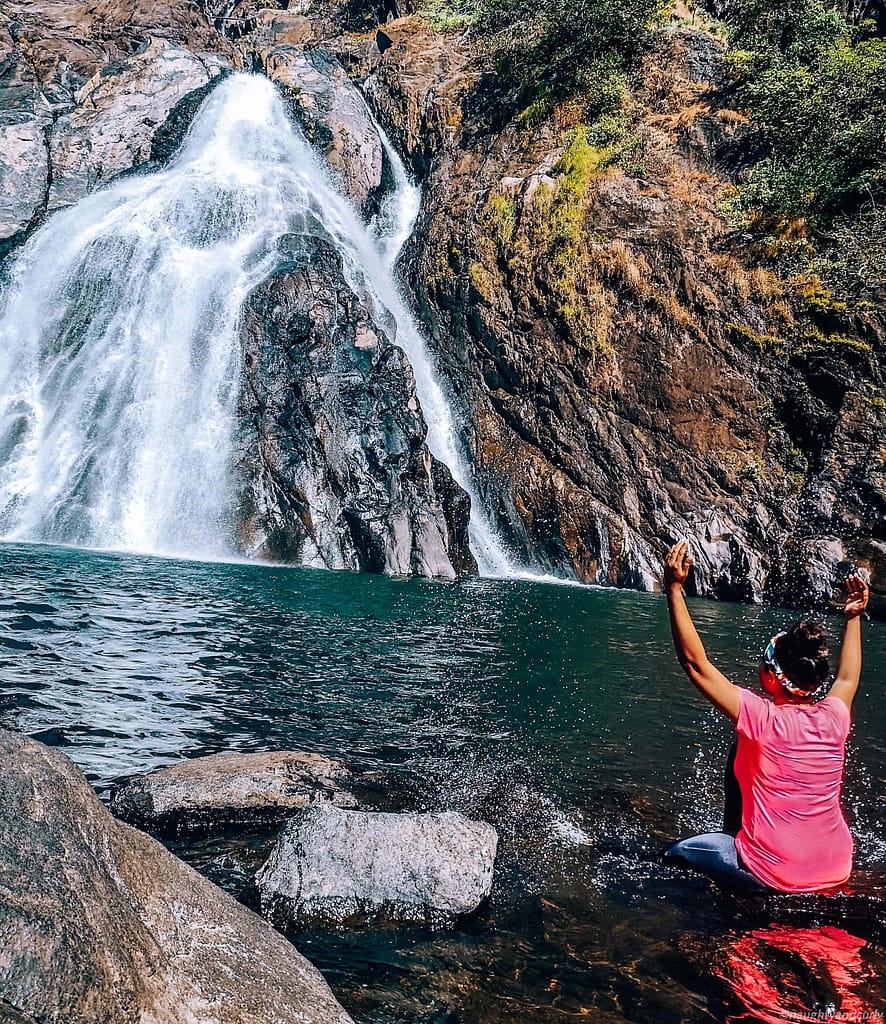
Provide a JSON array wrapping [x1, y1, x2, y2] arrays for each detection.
[[733, 688, 854, 892]]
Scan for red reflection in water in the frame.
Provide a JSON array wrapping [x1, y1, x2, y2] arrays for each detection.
[[715, 924, 884, 1024]]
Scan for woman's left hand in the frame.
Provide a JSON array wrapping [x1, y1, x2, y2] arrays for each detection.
[[665, 540, 693, 588]]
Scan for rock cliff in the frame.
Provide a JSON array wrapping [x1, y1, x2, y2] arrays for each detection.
[[0, 2, 232, 257], [355, 14, 886, 611]]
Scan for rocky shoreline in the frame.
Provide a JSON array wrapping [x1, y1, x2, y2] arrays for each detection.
[[1, 728, 499, 1023], [0, 0, 883, 611]]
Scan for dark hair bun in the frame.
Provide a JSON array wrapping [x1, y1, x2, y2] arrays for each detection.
[[775, 620, 831, 691]]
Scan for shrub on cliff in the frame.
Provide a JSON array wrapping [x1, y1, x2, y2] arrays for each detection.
[[722, 0, 886, 225], [421, 0, 665, 115], [485, 0, 666, 114]]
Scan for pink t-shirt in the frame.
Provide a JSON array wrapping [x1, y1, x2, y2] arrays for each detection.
[[733, 688, 853, 893]]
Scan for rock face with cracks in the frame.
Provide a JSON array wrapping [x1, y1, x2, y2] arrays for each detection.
[[110, 750, 359, 833], [0, 2, 232, 254], [0, 728, 355, 1024], [360, 16, 886, 611], [234, 233, 476, 578], [264, 46, 386, 214], [256, 805, 499, 926]]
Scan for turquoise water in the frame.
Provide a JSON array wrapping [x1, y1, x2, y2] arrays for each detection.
[[1, 542, 883, 1022]]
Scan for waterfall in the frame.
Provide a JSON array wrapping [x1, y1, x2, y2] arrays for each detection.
[[0, 72, 515, 573], [368, 122, 514, 577]]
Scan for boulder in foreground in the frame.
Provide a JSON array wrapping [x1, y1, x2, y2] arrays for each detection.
[[0, 729, 354, 1024], [111, 749, 358, 832], [256, 805, 498, 926]]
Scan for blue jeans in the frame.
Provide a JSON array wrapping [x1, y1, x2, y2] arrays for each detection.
[[662, 832, 771, 894]]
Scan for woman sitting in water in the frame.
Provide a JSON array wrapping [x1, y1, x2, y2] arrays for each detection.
[[661, 540, 870, 894]]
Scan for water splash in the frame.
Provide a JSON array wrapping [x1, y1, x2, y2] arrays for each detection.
[[0, 73, 517, 574]]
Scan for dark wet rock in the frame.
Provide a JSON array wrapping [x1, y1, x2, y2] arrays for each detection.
[[264, 47, 385, 212], [0, 728, 354, 1024], [767, 536, 848, 612], [256, 805, 498, 926], [27, 726, 69, 746], [111, 750, 359, 833], [199, 0, 234, 20], [234, 232, 477, 578]]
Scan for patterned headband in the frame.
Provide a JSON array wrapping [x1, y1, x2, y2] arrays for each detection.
[[762, 632, 818, 696]]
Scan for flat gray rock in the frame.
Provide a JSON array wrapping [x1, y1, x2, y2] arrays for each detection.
[[0, 728, 354, 1024], [111, 749, 358, 832], [256, 805, 498, 926]]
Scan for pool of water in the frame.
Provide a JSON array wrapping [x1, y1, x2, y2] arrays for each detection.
[[1, 542, 883, 1022]]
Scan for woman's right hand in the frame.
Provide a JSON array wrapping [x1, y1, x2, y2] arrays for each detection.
[[665, 540, 693, 588], [843, 574, 869, 619]]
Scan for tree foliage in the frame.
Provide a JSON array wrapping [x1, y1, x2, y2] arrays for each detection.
[[722, 0, 886, 224], [421, 0, 664, 115], [485, 0, 664, 112]]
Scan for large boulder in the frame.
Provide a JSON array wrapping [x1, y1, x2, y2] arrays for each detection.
[[234, 232, 476, 578], [0, 728, 354, 1024], [264, 46, 386, 213], [111, 750, 359, 833], [47, 40, 230, 212], [256, 805, 498, 926]]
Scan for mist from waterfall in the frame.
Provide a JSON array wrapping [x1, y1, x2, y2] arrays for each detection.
[[0, 72, 514, 573]]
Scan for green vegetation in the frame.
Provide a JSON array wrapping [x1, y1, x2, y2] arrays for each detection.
[[722, 0, 886, 226], [421, 0, 665, 116], [421, 0, 884, 246], [418, 0, 476, 31], [795, 326, 873, 354]]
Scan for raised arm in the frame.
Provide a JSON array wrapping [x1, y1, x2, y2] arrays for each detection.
[[664, 541, 741, 722], [828, 574, 869, 711]]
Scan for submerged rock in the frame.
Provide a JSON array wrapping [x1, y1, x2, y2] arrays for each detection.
[[0, 728, 354, 1024], [256, 805, 498, 926], [235, 232, 476, 578], [111, 750, 358, 833]]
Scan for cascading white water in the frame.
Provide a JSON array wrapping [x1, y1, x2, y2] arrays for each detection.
[[0, 72, 516, 572], [0, 76, 319, 558], [367, 122, 514, 576]]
